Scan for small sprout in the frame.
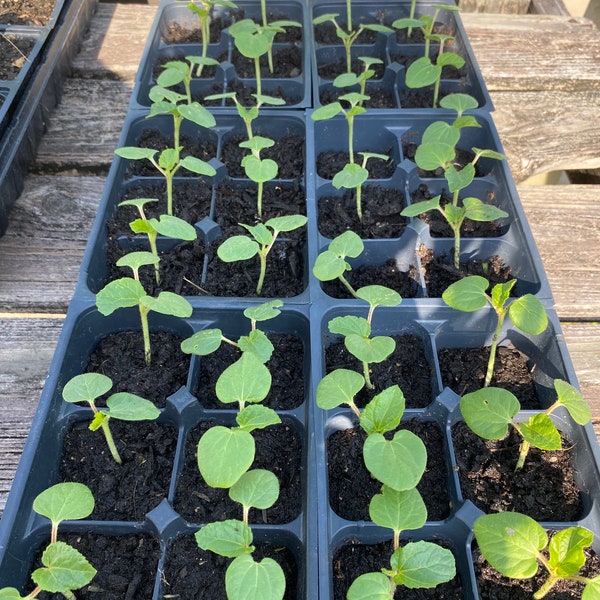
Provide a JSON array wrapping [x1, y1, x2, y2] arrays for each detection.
[[62, 373, 159, 465], [460, 379, 590, 471], [333, 56, 383, 101], [217, 215, 307, 295], [474, 511, 600, 599], [442, 276, 548, 387], [96, 273, 193, 365], [0, 483, 96, 599]]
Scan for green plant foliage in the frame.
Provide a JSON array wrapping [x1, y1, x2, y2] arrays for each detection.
[[226, 554, 286, 600]]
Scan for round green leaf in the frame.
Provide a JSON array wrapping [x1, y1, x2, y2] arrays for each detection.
[[243, 299, 283, 323], [62, 373, 112, 405], [360, 385, 405, 435], [329, 230, 364, 258], [405, 56, 442, 88], [32, 541, 96, 593], [226, 554, 286, 600], [181, 329, 223, 356], [313, 250, 347, 281], [346, 334, 395, 364], [355, 285, 402, 309], [415, 142, 455, 172], [216, 352, 272, 405], [33, 483, 95, 524], [390, 541, 456, 589], [474, 512, 547, 579], [197, 426, 255, 488], [96, 278, 145, 315], [332, 163, 369, 190], [217, 236, 259, 262], [508, 294, 548, 335], [442, 275, 489, 312], [243, 156, 278, 183], [422, 121, 461, 148], [316, 369, 364, 410], [460, 387, 520, 440], [347, 571, 392, 600], [141, 291, 193, 318], [363, 431, 427, 491], [116, 251, 159, 272], [583, 575, 600, 599], [0, 588, 25, 599], [265, 214, 307, 233], [229, 469, 280, 510], [328, 315, 370, 338], [106, 393, 160, 421], [153, 214, 197, 241], [369, 485, 427, 532], [196, 519, 253, 558], [553, 379, 591, 425]]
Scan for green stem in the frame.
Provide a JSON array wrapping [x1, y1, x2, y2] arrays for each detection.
[[257, 180, 264, 219], [243, 505, 250, 525], [348, 114, 355, 164], [363, 361, 374, 389], [356, 184, 363, 221], [348, 401, 361, 419], [149, 232, 160, 285], [432, 75, 440, 108], [166, 172, 174, 216], [484, 310, 506, 387], [533, 575, 559, 599], [515, 439, 530, 472], [393, 530, 400, 551], [26, 586, 43, 599], [408, 0, 416, 37], [139, 305, 152, 365], [257, 250, 267, 295], [338, 273, 358, 298], [174, 113, 183, 152], [344, 38, 352, 74], [254, 56, 262, 98], [100, 418, 123, 464], [346, 0, 352, 32]]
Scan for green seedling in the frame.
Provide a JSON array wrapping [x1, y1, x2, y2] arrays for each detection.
[[115, 141, 216, 217], [256, 0, 300, 73], [401, 102, 507, 268], [332, 151, 389, 222], [327, 285, 401, 389], [442, 276, 548, 387], [0, 483, 96, 599], [312, 230, 363, 297], [405, 34, 465, 108], [333, 56, 383, 102], [229, 17, 300, 96], [185, 0, 237, 76], [474, 511, 600, 599], [96, 259, 193, 365], [313, 13, 391, 74], [195, 349, 285, 599], [181, 299, 283, 363], [461, 379, 590, 472], [119, 198, 197, 284], [217, 214, 307, 295], [62, 373, 159, 465]]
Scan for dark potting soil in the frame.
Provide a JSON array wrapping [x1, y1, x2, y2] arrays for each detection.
[[196, 334, 305, 410], [317, 55, 386, 81], [410, 184, 507, 238], [328, 420, 451, 521], [473, 540, 600, 600], [0, 0, 55, 25], [220, 133, 304, 179], [174, 421, 303, 524], [325, 334, 433, 409], [332, 538, 464, 600], [320, 85, 397, 109], [58, 420, 177, 521], [229, 46, 303, 78], [33, 533, 160, 599], [321, 261, 419, 300], [438, 346, 541, 409], [418, 245, 513, 298], [85, 330, 190, 408], [317, 185, 408, 239], [162, 534, 299, 600], [452, 421, 583, 521], [317, 150, 396, 180], [0, 35, 34, 79], [124, 129, 217, 178], [161, 15, 232, 44], [314, 22, 379, 45], [224, 77, 300, 106]]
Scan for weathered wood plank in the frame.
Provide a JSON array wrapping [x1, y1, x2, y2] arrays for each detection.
[[491, 90, 600, 182], [517, 185, 600, 319], [71, 2, 157, 82], [458, 0, 530, 14], [462, 13, 600, 91]]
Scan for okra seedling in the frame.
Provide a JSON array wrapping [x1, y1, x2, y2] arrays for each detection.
[[332, 56, 383, 102], [442, 276, 548, 387], [217, 214, 307, 295], [119, 198, 197, 284], [0, 483, 96, 599], [96, 269, 193, 365], [474, 511, 600, 599], [115, 142, 216, 217], [62, 373, 159, 465], [328, 285, 401, 389], [461, 379, 590, 471], [313, 13, 391, 74], [185, 0, 238, 76], [181, 299, 283, 363]]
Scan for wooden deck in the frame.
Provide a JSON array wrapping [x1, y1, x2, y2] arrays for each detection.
[[1, 1, 600, 516]]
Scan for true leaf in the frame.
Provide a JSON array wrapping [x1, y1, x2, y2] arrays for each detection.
[[329, 315, 370, 338], [243, 299, 283, 323], [197, 426, 255, 488], [216, 352, 272, 405], [316, 369, 364, 410], [442, 275, 489, 312], [389, 541, 456, 588], [229, 469, 280, 510], [226, 555, 286, 600], [360, 385, 405, 435], [369, 485, 427, 532], [196, 520, 254, 558], [474, 512, 547, 578], [460, 387, 520, 440], [33, 482, 95, 524], [345, 334, 395, 364], [519, 413, 562, 451], [141, 291, 193, 318], [236, 405, 281, 432], [363, 431, 427, 491], [241, 222, 272, 246], [238, 329, 274, 363], [243, 156, 278, 183], [508, 294, 548, 335], [445, 163, 475, 193], [548, 526, 593, 577], [96, 278, 145, 314], [553, 379, 591, 425], [333, 163, 369, 190]]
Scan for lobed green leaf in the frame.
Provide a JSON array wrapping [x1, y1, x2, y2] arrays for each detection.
[[32, 542, 96, 593], [360, 385, 405, 435], [238, 329, 274, 363], [519, 413, 562, 451], [548, 526, 593, 578], [236, 405, 281, 432]]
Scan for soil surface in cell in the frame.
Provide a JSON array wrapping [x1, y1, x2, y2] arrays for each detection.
[[227, 46, 302, 78], [317, 55, 386, 81], [33, 533, 160, 599], [174, 421, 303, 524], [328, 420, 450, 521], [317, 150, 396, 180], [332, 538, 464, 600], [473, 541, 600, 599], [86, 330, 189, 408], [0, 35, 35, 79], [325, 334, 433, 409], [161, 14, 232, 44], [314, 22, 378, 45], [317, 185, 408, 239], [162, 534, 298, 600], [59, 420, 177, 521], [438, 346, 541, 408], [452, 422, 583, 521], [319, 86, 396, 109], [197, 333, 304, 410], [0, 0, 55, 25]]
